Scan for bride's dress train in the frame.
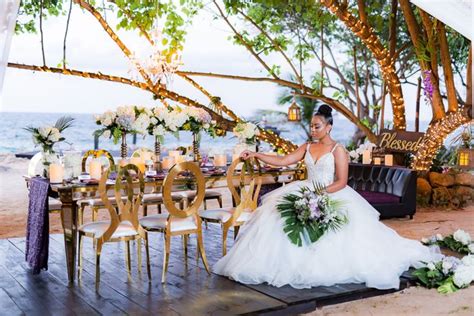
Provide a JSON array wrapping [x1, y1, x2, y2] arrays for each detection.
[[214, 144, 439, 290]]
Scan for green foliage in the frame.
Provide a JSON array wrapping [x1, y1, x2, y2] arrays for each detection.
[[16, 0, 66, 34], [430, 145, 458, 172]]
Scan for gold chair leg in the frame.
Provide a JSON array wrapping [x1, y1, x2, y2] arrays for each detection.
[[197, 230, 210, 274], [183, 234, 188, 260], [161, 233, 171, 283], [233, 225, 240, 240], [78, 205, 85, 226], [125, 240, 132, 277], [218, 196, 223, 208], [158, 203, 162, 214], [222, 225, 229, 257], [78, 234, 83, 280], [95, 252, 101, 291], [145, 234, 151, 282], [137, 238, 142, 273], [143, 204, 148, 216], [92, 206, 98, 222]]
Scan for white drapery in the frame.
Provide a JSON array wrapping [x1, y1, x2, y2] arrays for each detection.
[[0, 0, 20, 108], [410, 0, 473, 40]]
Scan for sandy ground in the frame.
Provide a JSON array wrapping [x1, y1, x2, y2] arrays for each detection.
[[1, 153, 473, 315]]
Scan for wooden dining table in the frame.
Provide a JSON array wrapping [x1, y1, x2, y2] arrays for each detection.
[[31, 166, 303, 283]]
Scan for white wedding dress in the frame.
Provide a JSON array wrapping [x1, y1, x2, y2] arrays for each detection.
[[214, 143, 438, 290]]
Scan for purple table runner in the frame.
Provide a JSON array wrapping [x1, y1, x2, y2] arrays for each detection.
[[25, 177, 50, 274]]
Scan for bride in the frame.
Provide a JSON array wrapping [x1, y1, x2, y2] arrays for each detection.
[[214, 104, 439, 290]]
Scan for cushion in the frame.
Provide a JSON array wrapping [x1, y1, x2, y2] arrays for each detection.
[[140, 214, 197, 232], [79, 220, 137, 238], [357, 190, 400, 204], [199, 208, 253, 223], [142, 193, 184, 203], [79, 196, 126, 207], [182, 190, 222, 199]]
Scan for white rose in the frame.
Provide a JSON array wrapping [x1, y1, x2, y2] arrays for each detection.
[[454, 229, 472, 245], [48, 127, 61, 142], [436, 234, 444, 241], [468, 244, 474, 254], [427, 262, 436, 271], [153, 125, 166, 136], [462, 255, 474, 267], [442, 260, 454, 274], [102, 130, 111, 139], [453, 265, 474, 288], [203, 123, 210, 129], [38, 126, 52, 138], [421, 237, 430, 244]]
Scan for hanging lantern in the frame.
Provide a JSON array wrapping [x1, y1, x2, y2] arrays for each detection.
[[457, 148, 474, 169], [287, 99, 301, 122]]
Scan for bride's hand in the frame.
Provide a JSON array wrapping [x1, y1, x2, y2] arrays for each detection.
[[240, 150, 255, 160]]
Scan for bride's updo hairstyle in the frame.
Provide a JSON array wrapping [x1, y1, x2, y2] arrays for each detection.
[[314, 104, 334, 125]]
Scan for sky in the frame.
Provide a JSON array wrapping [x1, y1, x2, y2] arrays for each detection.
[[0, 2, 445, 128]]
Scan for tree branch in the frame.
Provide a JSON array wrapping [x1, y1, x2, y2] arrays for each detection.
[[437, 22, 458, 112]]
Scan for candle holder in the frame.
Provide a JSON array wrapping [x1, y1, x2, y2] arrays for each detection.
[[192, 132, 201, 162], [120, 131, 128, 159]]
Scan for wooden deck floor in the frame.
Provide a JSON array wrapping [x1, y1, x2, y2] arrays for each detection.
[[0, 224, 414, 315]]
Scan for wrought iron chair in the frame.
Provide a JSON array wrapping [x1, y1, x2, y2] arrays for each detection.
[[139, 161, 210, 283], [199, 157, 262, 256], [78, 164, 151, 290]]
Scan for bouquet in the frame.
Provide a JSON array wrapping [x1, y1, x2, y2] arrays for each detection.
[[233, 122, 260, 145], [413, 255, 474, 294], [147, 106, 175, 143], [94, 105, 151, 144], [421, 229, 474, 255], [24, 116, 75, 154], [276, 182, 347, 247]]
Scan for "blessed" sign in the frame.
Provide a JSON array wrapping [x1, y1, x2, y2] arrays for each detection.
[[377, 129, 425, 153]]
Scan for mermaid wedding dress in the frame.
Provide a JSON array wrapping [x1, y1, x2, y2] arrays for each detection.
[[214, 143, 439, 290]]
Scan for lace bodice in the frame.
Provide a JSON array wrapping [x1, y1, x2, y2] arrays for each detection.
[[304, 143, 339, 187]]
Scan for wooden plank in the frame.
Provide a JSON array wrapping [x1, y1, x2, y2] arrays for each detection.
[[0, 288, 23, 316], [11, 237, 139, 315]]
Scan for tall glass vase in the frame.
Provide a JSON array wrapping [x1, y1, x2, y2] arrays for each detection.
[[120, 131, 128, 159], [192, 132, 201, 163]]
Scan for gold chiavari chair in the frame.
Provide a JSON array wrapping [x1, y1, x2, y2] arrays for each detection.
[[139, 161, 210, 283], [199, 157, 262, 256], [78, 164, 151, 290], [78, 149, 117, 224]]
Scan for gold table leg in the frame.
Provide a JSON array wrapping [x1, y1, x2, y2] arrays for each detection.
[[58, 188, 78, 284]]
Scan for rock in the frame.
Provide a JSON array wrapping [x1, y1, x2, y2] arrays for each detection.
[[432, 187, 451, 207], [416, 178, 432, 206], [454, 186, 474, 201], [454, 173, 474, 187], [429, 172, 455, 188]]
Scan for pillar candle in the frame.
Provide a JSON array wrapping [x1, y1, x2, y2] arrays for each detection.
[[130, 157, 145, 173], [49, 163, 64, 183], [162, 156, 175, 170], [168, 150, 180, 160], [89, 159, 102, 180], [374, 157, 381, 165], [362, 150, 371, 164], [384, 154, 393, 166], [214, 154, 228, 167]]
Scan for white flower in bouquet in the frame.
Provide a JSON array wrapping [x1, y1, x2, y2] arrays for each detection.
[[436, 233, 444, 241], [153, 125, 166, 136], [102, 130, 111, 139], [468, 244, 474, 254], [348, 150, 359, 162], [421, 237, 430, 244], [132, 113, 150, 134], [442, 259, 454, 274], [462, 255, 474, 267], [454, 229, 472, 245], [453, 265, 474, 288], [116, 105, 135, 118], [427, 262, 436, 271], [38, 126, 53, 139], [233, 122, 259, 143]]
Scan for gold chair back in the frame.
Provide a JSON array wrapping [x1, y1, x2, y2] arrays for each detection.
[[98, 164, 146, 244], [81, 149, 115, 172], [226, 157, 262, 222], [163, 162, 205, 219]]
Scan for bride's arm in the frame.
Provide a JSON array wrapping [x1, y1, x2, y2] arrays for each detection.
[[240, 143, 307, 167], [325, 146, 349, 193]]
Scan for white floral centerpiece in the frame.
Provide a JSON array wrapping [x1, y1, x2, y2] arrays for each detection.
[[95, 105, 151, 144], [24, 116, 75, 176], [233, 122, 260, 155], [348, 141, 376, 163]]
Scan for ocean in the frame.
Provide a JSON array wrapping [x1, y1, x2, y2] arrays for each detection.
[[0, 111, 439, 155]]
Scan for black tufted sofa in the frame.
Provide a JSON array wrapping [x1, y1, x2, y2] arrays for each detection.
[[347, 163, 417, 219]]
